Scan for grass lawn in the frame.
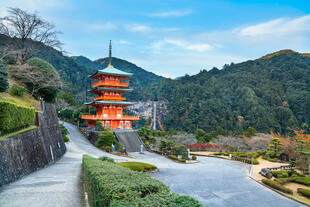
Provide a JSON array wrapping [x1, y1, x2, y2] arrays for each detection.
[[0, 125, 37, 139], [118, 161, 157, 172]]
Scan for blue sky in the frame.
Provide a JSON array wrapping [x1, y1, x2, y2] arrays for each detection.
[[1, 0, 310, 77]]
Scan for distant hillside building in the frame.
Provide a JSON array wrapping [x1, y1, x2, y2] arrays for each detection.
[[81, 41, 139, 129]]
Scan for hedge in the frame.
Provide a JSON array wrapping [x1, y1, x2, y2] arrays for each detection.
[[0, 60, 8, 92], [262, 179, 293, 194], [117, 162, 157, 172], [82, 155, 202, 207], [0, 101, 35, 135], [275, 177, 310, 186], [297, 188, 310, 198], [270, 170, 289, 178]]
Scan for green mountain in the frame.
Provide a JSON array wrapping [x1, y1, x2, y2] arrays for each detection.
[[0, 34, 163, 102], [156, 50, 310, 135]]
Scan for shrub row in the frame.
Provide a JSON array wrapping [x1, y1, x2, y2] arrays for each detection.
[[297, 188, 310, 198], [262, 179, 293, 194], [275, 176, 310, 186], [82, 155, 202, 207], [270, 170, 289, 178], [0, 101, 35, 135]]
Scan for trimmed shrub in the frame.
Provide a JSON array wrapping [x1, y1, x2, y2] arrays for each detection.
[[292, 177, 310, 186], [168, 155, 178, 160], [95, 121, 104, 131], [214, 152, 223, 155], [271, 170, 289, 178], [298, 188, 310, 198], [82, 155, 202, 207], [192, 155, 197, 160], [9, 84, 26, 96], [0, 101, 35, 135], [105, 146, 112, 152], [0, 60, 8, 92], [99, 156, 115, 163], [96, 129, 115, 147], [118, 162, 157, 172], [253, 159, 259, 165], [63, 135, 70, 142], [262, 179, 293, 194]]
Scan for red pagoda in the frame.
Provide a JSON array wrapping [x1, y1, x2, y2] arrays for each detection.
[[81, 41, 139, 129]]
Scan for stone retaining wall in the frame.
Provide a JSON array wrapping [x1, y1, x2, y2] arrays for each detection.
[[0, 103, 66, 186]]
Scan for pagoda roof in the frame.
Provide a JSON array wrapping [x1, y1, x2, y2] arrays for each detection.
[[89, 87, 133, 94], [89, 65, 132, 78], [84, 100, 136, 106]]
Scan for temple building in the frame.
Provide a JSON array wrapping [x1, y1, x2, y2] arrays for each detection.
[[81, 41, 139, 129]]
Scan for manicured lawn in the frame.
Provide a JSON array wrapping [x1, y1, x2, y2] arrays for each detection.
[[118, 161, 157, 172]]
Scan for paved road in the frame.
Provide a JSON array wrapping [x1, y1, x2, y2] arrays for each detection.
[[0, 123, 305, 207]]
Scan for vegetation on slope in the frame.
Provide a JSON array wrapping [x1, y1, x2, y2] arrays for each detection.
[[156, 52, 310, 136]]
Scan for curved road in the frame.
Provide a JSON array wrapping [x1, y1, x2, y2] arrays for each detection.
[[0, 123, 305, 207]]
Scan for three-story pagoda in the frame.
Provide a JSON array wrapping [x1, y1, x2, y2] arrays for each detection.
[[81, 41, 139, 129]]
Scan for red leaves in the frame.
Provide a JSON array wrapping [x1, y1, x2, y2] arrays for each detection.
[[184, 143, 222, 150]]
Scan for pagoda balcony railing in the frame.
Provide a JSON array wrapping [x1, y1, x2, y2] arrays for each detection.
[[81, 114, 139, 121], [94, 96, 126, 101], [92, 80, 129, 88]]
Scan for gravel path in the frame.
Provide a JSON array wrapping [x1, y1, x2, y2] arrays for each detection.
[[0, 123, 304, 207]]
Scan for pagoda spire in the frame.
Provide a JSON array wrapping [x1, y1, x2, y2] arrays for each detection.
[[108, 40, 112, 67]]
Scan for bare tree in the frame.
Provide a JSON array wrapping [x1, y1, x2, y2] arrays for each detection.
[[0, 8, 62, 63], [10, 63, 63, 96]]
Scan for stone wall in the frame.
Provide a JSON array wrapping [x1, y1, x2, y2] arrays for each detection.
[[0, 103, 66, 186]]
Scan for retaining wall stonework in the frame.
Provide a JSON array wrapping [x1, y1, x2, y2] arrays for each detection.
[[0, 103, 66, 186]]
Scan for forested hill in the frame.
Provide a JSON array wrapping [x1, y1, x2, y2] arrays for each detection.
[[156, 50, 310, 135], [72, 56, 164, 101], [0, 34, 163, 102]]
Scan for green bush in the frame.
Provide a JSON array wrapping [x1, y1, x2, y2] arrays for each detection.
[[214, 152, 223, 155], [244, 126, 257, 137], [271, 170, 289, 178], [60, 124, 69, 136], [96, 129, 115, 147], [9, 84, 26, 96], [0, 101, 35, 135], [292, 177, 310, 186], [118, 162, 157, 172], [82, 155, 202, 207], [298, 188, 310, 198], [0, 60, 8, 92], [253, 159, 259, 165], [175, 145, 188, 158], [179, 159, 186, 163], [168, 155, 178, 160], [105, 146, 112, 152], [262, 179, 293, 194], [144, 140, 150, 149], [99, 156, 115, 163], [63, 135, 70, 142], [95, 121, 104, 131], [192, 155, 197, 160]]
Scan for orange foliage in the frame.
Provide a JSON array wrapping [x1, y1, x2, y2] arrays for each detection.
[[271, 130, 310, 157]]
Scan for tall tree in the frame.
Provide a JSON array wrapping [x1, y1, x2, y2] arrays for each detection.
[[0, 8, 62, 62]]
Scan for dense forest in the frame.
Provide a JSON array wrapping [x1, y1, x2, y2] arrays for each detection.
[[156, 50, 310, 135]]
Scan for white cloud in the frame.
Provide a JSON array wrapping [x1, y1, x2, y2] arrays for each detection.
[[240, 15, 310, 37], [125, 24, 151, 32], [164, 38, 212, 52], [115, 40, 131, 45], [89, 22, 116, 31], [148, 10, 192, 18]]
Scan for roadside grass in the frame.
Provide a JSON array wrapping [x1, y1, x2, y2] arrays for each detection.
[[0, 79, 41, 111], [117, 161, 157, 172], [0, 125, 37, 139]]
